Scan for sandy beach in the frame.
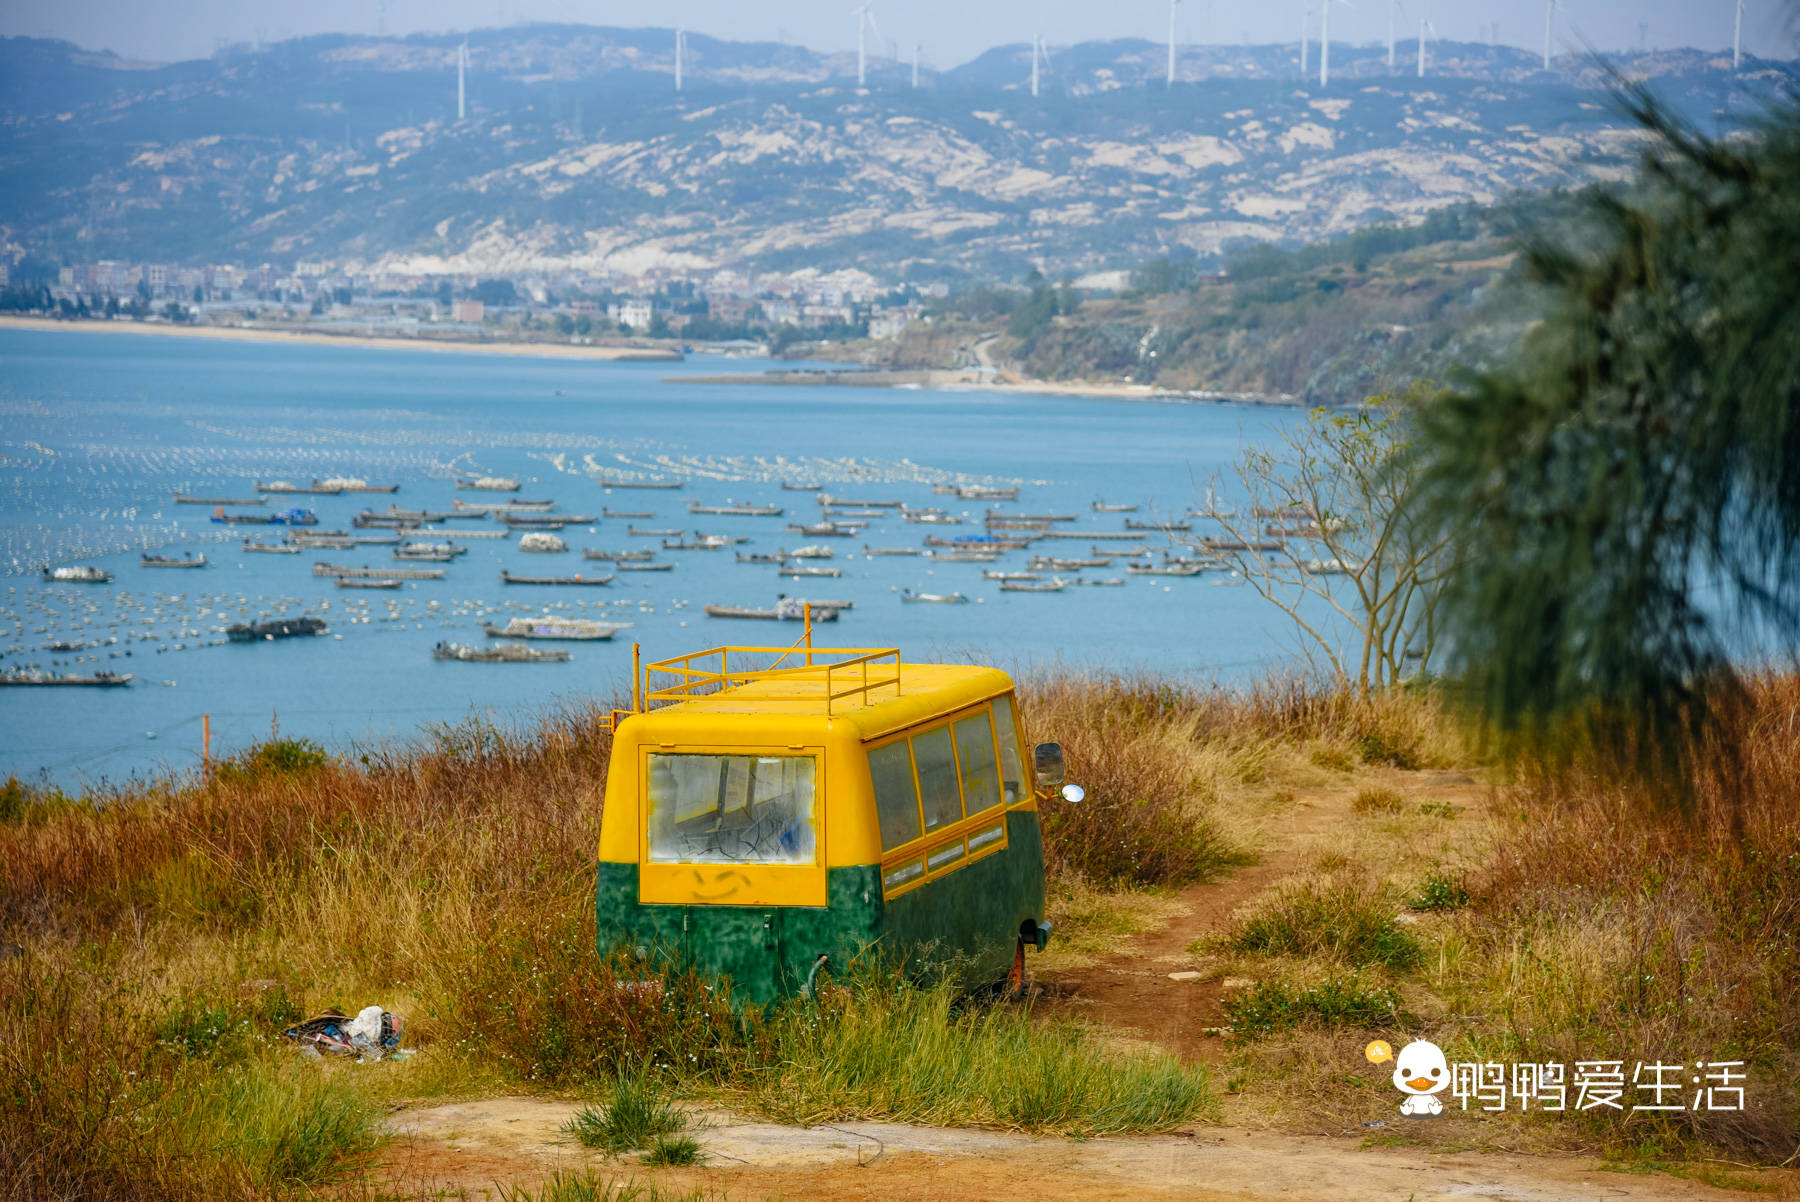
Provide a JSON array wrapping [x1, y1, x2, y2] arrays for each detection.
[[0, 315, 682, 361]]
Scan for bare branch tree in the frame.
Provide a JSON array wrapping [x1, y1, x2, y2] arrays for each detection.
[[1200, 386, 1451, 695]]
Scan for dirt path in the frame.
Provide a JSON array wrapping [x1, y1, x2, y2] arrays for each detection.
[[381, 1097, 1795, 1201]]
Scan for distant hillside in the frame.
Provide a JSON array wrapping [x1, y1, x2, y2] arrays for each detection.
[[878, 192, 1577, 406], [0, 29, 1791, 280]]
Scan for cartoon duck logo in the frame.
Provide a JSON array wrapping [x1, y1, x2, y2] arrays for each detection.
[[1388, 1040, 1450, 1117]]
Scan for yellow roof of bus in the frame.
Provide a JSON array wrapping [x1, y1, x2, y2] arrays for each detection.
[[634, 659, 1014, 743]]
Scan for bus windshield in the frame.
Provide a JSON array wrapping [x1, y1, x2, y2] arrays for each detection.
[[646, 753, 817, 866]]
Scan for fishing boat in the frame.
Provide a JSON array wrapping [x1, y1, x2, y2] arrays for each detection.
[[601, 508, 656, 519], [257, 480, 343, 495], [1031, 556, 1112, 570], [41, 565, 113, 583], [817, 494, 901, 508], [315, 477, 399, 493], [703, 600, 841, 621], [927, 550, 999, 563], [736, 551, 789, 564], [1125, 519, 1193, 532], [1000, 578, 1068, 593], [779, 566, 842, 578], [788, 545, 835, 559], [500, 571, 613, 586], [931, 484, 961, 495], [985, 519, 1051, 532], [982, 570, 1040, 581], [394, 548, 459, 562], [518, 532, 569, 553], [1198, 536, 1284, 552], [456, 476, 521, 491], [0, 669, 133, 687], [1040, 530, 1147, 541], [174, 492, 264, 505], [584, 549, 656, 562], [442, 528, 508, 539], [1126, 563, 1205, 577], [986, 509, 1075, 523], [627, 526, 684, 537], [901, 589, 968, 603], [617, 561, 676, 572], [215, 506, 318, 526], [663, 536, 730, 551], [821, 507, 889, 519], [336, 578, 403, 589], [787, 521, 862, 537], [371, 506, 466, 522], [1301, 558, 1353, 575], [501, 514, 596, 528], [688, 501, 783, 517], [452, 497, 555, 512], [397, 541, 468, 557], [956, 485, 1020, 501], [780, 482, 821, 491], [1092, 500, 1139, 513], [597, 477, 684, 490], [315, 563, 446, 580], [480, 617, 621, 641], [242, 540, 302, 554], [1100, 545, 1152, 558], [352, 514, 426, 529], [863, 546, 921, 557], [1073, 577, 1127, 586], [434, 641, 570, 663], [226, 616, 329, 642], [140, 553, 207, 569], [924, 534, 1032, 550], [905, 512, 964, 525]]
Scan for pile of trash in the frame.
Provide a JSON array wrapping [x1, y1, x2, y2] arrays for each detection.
[[281, 1005, 406, 1061]]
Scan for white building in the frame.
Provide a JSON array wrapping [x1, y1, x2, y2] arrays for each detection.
[[609, 298, 654, 330]]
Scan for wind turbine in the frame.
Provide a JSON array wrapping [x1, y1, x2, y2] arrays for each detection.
[[854, 2, 880, 88], [1542, 0, 1556, 71], [912, 42, 921, 88], [1300, 5, 1310, 77], [457, 40, 467, 120], [1417, 16, 1433, 77], [674, 27, 685, 92], [1387, 0, 1401, 71], [1030, 34, 1049, 97], [1319, 0, 1351, 88], [1167, 0, 1180, 86], [1734, 0, 1744, 71]]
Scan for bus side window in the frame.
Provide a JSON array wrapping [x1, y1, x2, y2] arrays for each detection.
[[954, 712, 1001, 814], [869, 739, 923, 850], [991, 694, 1025, 802], [912, 726, 963, 832]]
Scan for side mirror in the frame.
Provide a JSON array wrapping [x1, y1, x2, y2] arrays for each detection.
[[1061, 784, 1085, 804], [1033, 742, 1065, 789]]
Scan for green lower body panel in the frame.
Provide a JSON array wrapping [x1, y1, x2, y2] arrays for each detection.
[[596, 809, 1046, 1004]]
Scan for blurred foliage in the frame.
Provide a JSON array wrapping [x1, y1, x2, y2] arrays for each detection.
[[1413, 83, 1800, 807]]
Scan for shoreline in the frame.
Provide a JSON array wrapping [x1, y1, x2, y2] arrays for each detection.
[[0, 315, 1292, 404], [0, 315, 681, 362]]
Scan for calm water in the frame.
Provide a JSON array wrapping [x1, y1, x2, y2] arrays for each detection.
[[0, 327, 1311, 786]]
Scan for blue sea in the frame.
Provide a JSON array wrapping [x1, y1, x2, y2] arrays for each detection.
[[0, 327, 1315, 786]]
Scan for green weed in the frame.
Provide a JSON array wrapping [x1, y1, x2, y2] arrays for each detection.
[[640, 1133, 704, 1166], [1411, 872, 1471, 911], [1226, 880, 1423, 970], [563, 1073, 687, 1154], [1221, 976, 1404, 1042]]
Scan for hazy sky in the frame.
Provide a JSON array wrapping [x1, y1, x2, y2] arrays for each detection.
[[5, 1, 1790, 68]]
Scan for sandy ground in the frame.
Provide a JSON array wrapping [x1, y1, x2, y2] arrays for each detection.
[[0, 315, 680, 361], [382, 1096, 1794, 1201]]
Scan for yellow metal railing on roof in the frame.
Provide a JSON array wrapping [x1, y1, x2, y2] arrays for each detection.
[[642, 644, 902, 717]]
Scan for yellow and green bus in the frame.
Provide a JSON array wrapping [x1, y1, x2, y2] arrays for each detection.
[[596, 643, 1081, 1003]]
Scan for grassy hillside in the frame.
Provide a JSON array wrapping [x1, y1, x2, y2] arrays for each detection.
[[2, 670, 1795, 1199]]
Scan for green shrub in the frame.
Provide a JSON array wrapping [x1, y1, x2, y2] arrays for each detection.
[[1412, 872, 1471, 911], [215, 737, 328, 784], [1222, 976, 1404, 1042], [1227, 880, 1423, 969], [640, 1133, 704, 1166], [563, 1073, 687, 1154]]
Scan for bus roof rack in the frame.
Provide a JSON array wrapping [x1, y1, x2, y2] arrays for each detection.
[[643, 645, 903, 716]]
